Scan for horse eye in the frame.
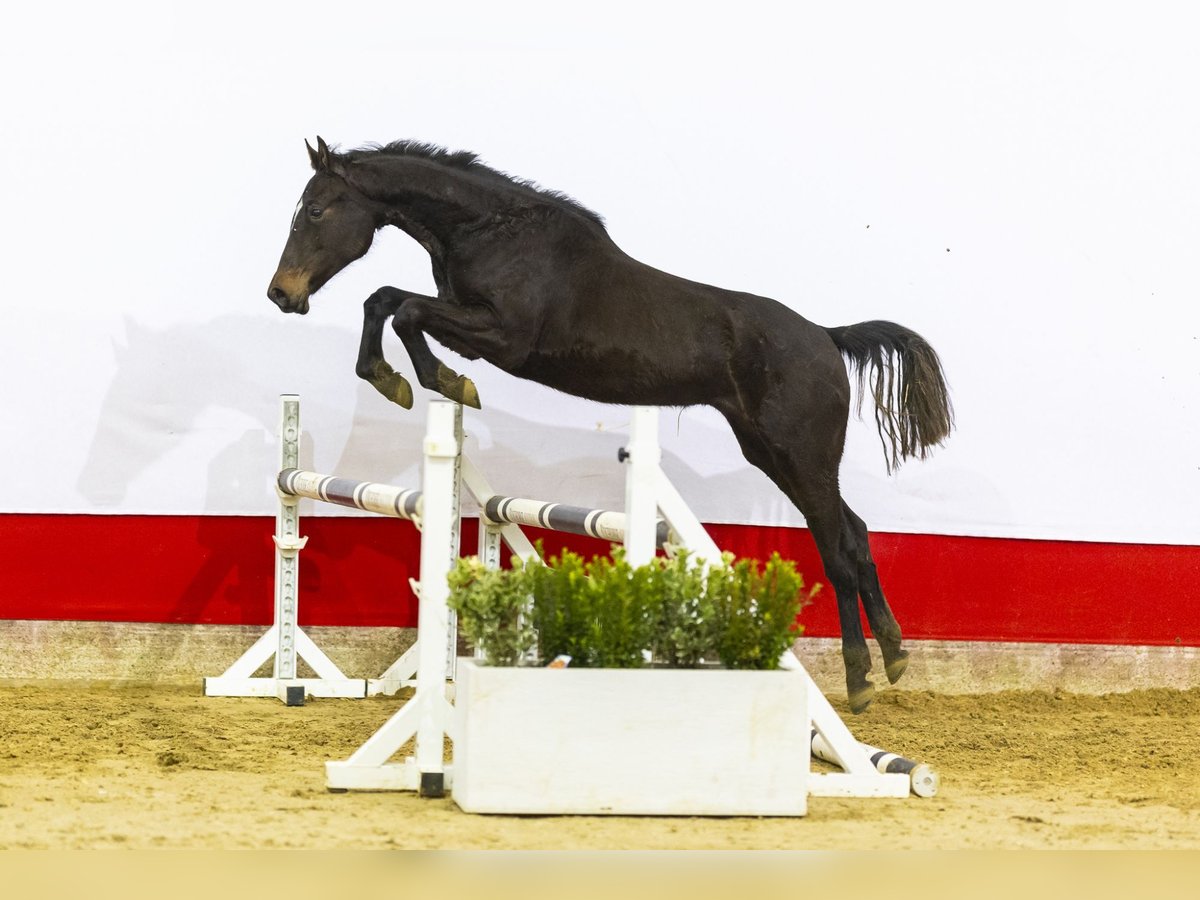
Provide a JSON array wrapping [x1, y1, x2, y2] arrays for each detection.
[[308, 206, 324, 219]]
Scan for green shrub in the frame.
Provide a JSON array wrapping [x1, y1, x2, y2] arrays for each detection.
[[525, 549, 595, 665], [446, 556, 536, 667], [708, 552, 816, 670], [645, 550, 714, 668], [573, 550, 656, 668], [448, 547, 815, 670]]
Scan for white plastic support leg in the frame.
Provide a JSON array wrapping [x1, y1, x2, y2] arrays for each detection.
[[621, 407, 660, 567], [414, 401, 461, 794], [211, 625, 277, 680], [326, 400, 463, 795], [366, 641, 420, 696], [654, 467, 723, 564], [777, 649, 909, 798]]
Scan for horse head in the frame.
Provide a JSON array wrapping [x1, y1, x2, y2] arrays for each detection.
[[267, 137, 382, 314]]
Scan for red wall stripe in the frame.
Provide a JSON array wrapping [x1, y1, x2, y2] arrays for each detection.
[[1, 514, 1197, 646]]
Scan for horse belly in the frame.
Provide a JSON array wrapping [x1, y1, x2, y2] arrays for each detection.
[[515, 346, 719, 407]]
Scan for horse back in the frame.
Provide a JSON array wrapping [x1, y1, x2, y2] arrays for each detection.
[[448, 214, 843, 410]]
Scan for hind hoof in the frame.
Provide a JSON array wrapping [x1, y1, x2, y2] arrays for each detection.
[[848, 681, 876, 714], [885, 650, 910, 685]]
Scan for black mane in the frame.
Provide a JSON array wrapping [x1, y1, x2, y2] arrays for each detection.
[[341, 140, 606, 228]]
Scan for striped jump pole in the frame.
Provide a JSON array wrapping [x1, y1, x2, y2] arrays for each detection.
[[810, 728, 940, 798], [464, 406, 677, 573], [276, 471, 669, 548], [277, 469, 423, 522], [274, 468, 455, 706], [481, 494, 670, 549]]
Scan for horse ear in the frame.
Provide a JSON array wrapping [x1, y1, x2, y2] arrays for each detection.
[[306, 136, 331, 172]]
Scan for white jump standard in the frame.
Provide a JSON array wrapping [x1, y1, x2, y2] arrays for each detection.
[[208, 393, 936, 807], [204, 395, 371, 706], [205, 406, 677, 706], [325, 400, 464, 796], [314, 397, 924, 806]]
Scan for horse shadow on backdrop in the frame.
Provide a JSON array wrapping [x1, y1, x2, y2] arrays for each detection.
[[77, 314, 409, 625], [78, 314, 788, 627]]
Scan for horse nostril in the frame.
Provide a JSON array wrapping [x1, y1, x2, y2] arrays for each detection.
[[269, 286, 287, 304]]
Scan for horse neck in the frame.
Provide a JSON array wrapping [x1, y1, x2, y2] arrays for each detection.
[[347, 156, 505, 244]]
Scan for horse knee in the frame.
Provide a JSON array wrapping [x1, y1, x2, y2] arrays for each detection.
[[364, 288, 390, 313], [390, 302, 420, 334], [364, 286, 403, 317]]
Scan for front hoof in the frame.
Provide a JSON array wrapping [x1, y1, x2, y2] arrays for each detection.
[[435, 366, 482, 408], [377, 373, 413, 409], [848, 680, 876, 714], [885, 650, 910, 685], [448, 375, 481, 409]]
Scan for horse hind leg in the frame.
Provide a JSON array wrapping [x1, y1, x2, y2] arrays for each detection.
[[843, 502, 909, 684], [724, 417, 876, 712], [804, 492, 877, 713]]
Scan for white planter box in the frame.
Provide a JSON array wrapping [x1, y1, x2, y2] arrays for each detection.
[[451, 659, 809, 816]]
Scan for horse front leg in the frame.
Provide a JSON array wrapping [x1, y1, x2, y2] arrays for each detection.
[[391, 298, 524, 409], [355, 286, 430, 408]]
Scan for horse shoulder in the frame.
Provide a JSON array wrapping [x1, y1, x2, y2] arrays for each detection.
[[451, 218, 614, 307]]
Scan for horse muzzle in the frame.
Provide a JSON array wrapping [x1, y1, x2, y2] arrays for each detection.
[[267, 271, 311, 315]]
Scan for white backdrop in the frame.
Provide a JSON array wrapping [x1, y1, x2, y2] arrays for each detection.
[[1, 1, 1197, 544]]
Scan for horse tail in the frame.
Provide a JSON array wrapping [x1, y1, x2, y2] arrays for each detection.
[[824, 320, 954, 472]]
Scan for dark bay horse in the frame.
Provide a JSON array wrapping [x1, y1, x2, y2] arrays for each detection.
[[268, 137, 953, 712]]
